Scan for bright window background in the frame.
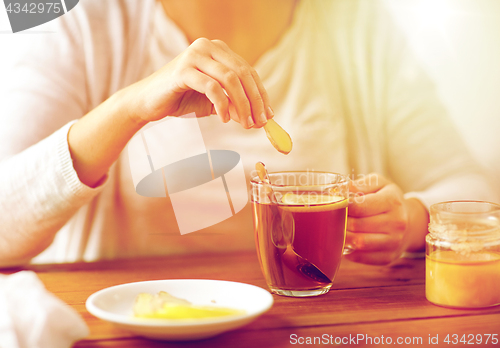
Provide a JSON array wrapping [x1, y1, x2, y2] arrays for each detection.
[[384, 0, 500, 198], [1, 1, 499, 199]]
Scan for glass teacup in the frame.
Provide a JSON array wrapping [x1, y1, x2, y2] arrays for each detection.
[[251, 171, 350, 297]]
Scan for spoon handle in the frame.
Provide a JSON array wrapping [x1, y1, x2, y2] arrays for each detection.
[[255, 162, 278, 204]]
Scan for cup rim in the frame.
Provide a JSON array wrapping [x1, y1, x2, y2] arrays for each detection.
[[250, 171, 348, 188]]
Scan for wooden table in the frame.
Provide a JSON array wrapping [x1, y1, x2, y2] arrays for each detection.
[[5, 251, 500, 347]]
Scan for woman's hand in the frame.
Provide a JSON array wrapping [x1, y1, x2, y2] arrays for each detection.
[[345, 174, 429, 265], [69, 38, 273, 187], [128, 38, 273, 128]]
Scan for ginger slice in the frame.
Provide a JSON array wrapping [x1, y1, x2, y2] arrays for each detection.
[[263, 119, 292, 155]]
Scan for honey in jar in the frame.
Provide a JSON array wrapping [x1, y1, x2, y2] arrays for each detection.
[[425, 201, 500, 308]]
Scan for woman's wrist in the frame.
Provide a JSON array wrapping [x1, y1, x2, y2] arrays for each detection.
[[114, 82, 151, 127], [68, 87, 149, 188]]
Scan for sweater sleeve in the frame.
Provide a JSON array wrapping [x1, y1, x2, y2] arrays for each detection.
[[0, 122, 106, 267], [0, 0, 154, 266], [0, 4, 106, 266], [0, 0, 155, 266]]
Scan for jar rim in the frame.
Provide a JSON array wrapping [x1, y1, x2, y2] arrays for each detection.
[[429, 201, 500, 241], [430, 200, 500, 216]]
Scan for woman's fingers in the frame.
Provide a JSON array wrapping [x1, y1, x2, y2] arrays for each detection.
[[178, 68, 229, 122], [344, 250, 402, 266], [344, 173, 410, 265], [191, 53, 255, 128], [137, 38, 273, 126], [210, 39, 270, 127], [348, 184, 401, 217], [228, 102, 239, 124], [347, 212, 408, 234], [250, 68, 274, 120], [345, 231, 402, 251], [162, 38, 272, 128], [349, 173, 390, 194]]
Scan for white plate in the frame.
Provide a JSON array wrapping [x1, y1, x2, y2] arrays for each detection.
[[85, 279, 274, 341]]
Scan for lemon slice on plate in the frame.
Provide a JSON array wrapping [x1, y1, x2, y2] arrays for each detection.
[[137, 304, 245, 320], [134, 291, 245, 320], [281, 193, 345, 205]]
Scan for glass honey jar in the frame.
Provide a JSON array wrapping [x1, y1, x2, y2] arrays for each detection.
[[426, 201, 500, 308]]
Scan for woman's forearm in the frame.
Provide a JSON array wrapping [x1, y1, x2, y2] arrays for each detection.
[[0, 87, 144, 266], [68, 87, 148, 188]]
